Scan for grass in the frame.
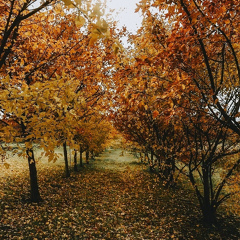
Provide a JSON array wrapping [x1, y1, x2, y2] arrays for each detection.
[[0, 149, 240, 239]]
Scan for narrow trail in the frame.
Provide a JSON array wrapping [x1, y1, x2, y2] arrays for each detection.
[[93, 149, 140, 171]]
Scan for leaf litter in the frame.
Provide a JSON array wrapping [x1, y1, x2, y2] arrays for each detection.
[[0, 149, 240, 239]]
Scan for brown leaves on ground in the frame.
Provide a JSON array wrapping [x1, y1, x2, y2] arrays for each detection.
[[0, 150, 240, 239]]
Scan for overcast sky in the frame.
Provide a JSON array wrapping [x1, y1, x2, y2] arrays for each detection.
[[105, 0, 142, 33], [32, 0, 142, 33]]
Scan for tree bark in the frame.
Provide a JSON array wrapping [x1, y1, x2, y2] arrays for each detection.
[[201, 165, 217, 224], [164, 157, 175, 186], [86, 148, 89, 164], [202, 204, 217, 225], [189, 161, 217, 225], [149, 149, 155, 172], [79, 145, 83, 167], [91, 150, 94, 160], [26, 148, 42, 202], [74, 150, 78, 172], [63, 141, 70, 177]]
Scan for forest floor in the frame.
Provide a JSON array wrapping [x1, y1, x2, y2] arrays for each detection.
[[0, 148, 240, 239]]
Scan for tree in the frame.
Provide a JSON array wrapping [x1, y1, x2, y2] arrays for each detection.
[[109, 0, 240, 224], [136, 0, 240, 135], [184, 118, 240, 224], [110, 31, 183, 186], [0, 0, 56, 70], [0, 0, 116, 201], [177, 86, 240, 224]]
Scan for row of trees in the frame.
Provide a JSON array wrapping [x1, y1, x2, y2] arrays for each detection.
[[1, 0, 240, 227], [111, 0, 240, 224], [0, 0, 117, 202]]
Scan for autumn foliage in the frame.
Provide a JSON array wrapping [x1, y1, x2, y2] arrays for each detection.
[[0, 0, 116, 202], [1, 0, 240, 232], [111, 0, 240, 224]]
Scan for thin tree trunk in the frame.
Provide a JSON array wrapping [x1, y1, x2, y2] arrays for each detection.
[[144, 152, 148, 164], [91, 150, 94, 160], [74, 150, 78, 172], [139, 152, 143, 163], [79, 145, 83, 167], [150, 149, 155, 172], [26, 148, 42, 202], [202, 165, 217, 224], [86, 148, 89, 164], [163, 157, 175, 187], [21, 121, 41, 202], [63, 141, 70, 177]]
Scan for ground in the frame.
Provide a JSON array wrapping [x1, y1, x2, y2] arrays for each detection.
[[0, 148, 240, 239]]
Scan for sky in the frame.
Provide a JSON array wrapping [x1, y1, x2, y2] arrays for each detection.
[[32, 0, 142, 33], [105, 0, 142, 33]]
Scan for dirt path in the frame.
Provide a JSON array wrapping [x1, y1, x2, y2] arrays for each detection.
[[93, 149, 140, 171]]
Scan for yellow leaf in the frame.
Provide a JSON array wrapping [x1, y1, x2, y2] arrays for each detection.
[[92, 26, 101, 35], [112, 43, 119, 54], [2, 75, 10, 84], [75, 0, 82, 5], [89, 33, 99, 46], [91, 3, 102, 17], [4, 163, 10, 169], [95, 19, 108, 33], [28, 151, 32, 158], [75, 15, 85, 28], [62, 0, 72, 6]]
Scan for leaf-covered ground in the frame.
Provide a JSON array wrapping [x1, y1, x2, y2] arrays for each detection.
[[0, 149, 240, 239]]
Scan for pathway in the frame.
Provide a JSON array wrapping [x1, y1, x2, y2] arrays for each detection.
[[93, 148, 140, 171]]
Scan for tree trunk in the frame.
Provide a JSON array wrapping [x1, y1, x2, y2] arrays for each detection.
[[151, 150, 154, 161], [144, 152, 148, 164], [201, 166, 217, 224], [26, 148, 42, 202], [79, 145, 83, 167], [74, 150, 78, 172], [63, 141, 70, 177], [139, 152, 143, 163], [164, 157, 175, 186], [190, 163, 217, 225], [149, 149, 155, 172], [157, 156, 175, 187], [86, 148, 89, 164], [91, 150, 94, 160], [202, 204, 217, 225]]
